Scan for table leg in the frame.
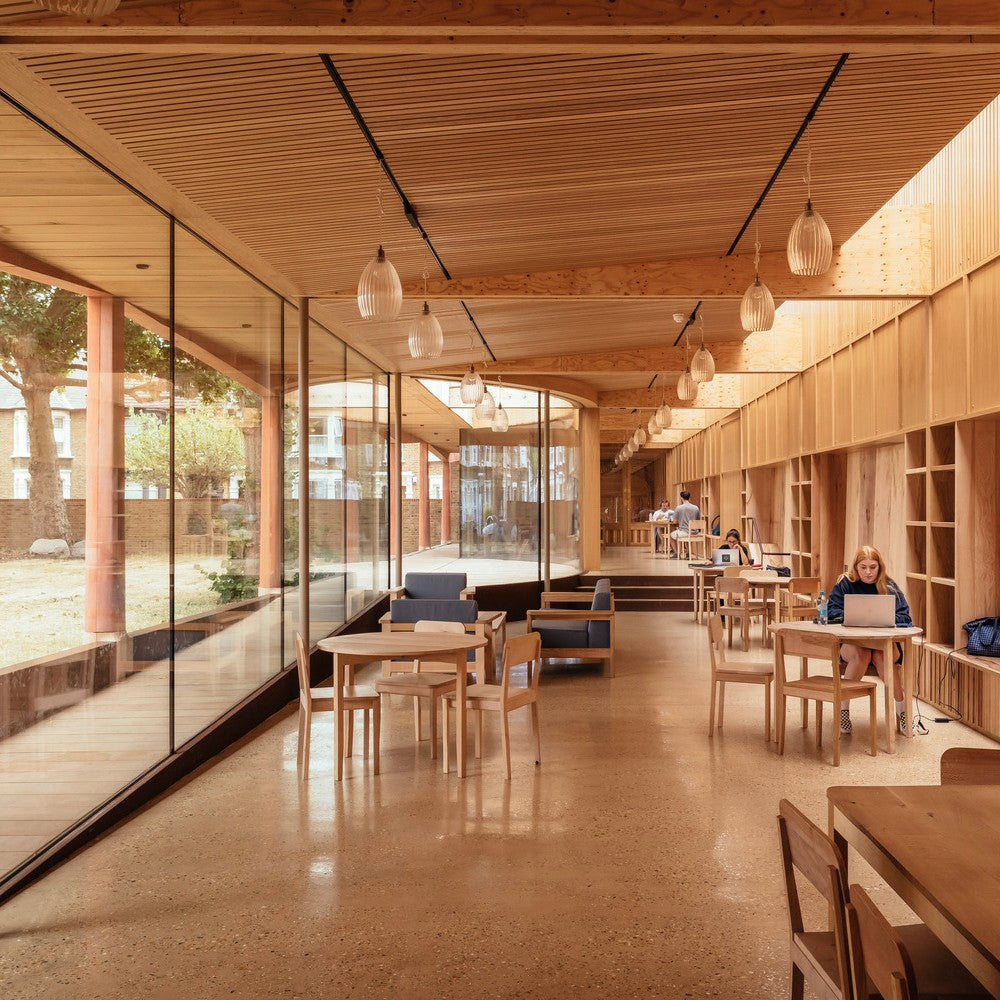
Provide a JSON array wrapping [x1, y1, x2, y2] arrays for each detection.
[[902, 637, 914, 740], [334, 654, 344, 782], [455, 649, 467, 778]]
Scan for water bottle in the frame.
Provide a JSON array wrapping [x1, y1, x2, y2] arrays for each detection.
[[817, 590, 829, 625]]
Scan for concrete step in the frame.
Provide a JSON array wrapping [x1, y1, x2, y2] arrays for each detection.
[[575, 573, 695, 612]]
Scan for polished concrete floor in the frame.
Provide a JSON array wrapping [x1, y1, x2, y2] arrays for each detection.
[[1, 610, 994, 999]]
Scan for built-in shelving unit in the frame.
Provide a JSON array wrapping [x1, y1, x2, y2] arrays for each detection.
[[789, 454, 814, 577]]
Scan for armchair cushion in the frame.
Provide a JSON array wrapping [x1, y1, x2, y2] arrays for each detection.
[[403, 572, 468, 601], [588, 587, 612, 647], [389, 598, 478, 625], [534, 620, 591, 649]]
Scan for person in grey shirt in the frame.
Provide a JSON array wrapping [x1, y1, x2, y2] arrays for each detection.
[[669, 490, 701, 557]]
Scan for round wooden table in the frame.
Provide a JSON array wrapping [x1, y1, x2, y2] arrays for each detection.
[[317, 632, 486, 779]]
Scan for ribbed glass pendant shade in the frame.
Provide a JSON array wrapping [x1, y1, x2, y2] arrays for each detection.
[[634, 427, 647, 447], [740, 275, 775, 333], [677, 370, 697, 401], [407, 301, 443, 359], [474, 389, 496, 422], [459, 366, 485, 405], [491, 403, 509, 432], [690, 345, 716, 383], [647, 415, 659, 436], [357, 245, 402, 321], [787, 199, 833, 276], [657, 404, 673, 429]]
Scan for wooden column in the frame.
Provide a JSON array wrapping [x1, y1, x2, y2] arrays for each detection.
[[440, 453, 453, 543], [578, 407, 601, 571], [258, 392, 281, 590], [418, 441, 430, 549], [84, 295, 125, 636], [298, 299, 309, 644]]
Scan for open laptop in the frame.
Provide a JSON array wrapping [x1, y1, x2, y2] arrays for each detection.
[[843, 593, 896, 627], [712, 547, 738, 566]]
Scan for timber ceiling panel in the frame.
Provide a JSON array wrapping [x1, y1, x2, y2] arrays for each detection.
[[6, 45, 1000, 405]]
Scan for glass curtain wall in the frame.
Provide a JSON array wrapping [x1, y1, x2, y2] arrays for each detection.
[[549, 399, 582, 574], [0, 99, 389, 890]]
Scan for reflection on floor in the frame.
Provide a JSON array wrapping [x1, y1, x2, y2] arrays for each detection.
[[2, 608, 993, 998]]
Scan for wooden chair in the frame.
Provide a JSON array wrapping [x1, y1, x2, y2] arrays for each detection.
[[780, 576, 821, 622], [295, 633, 381, 779], [374, 620, 461, 760], [778, 799, 988, 1000], [939, 746, 1000, 784], [678, 518, 708, 560], [713, 577, 769, 651], [442, 631, 542, 780], [846, 883, 989, 999], [707, 614, 773, 741], [777, 798, 855, 1000], [774, 628, 877, 766]]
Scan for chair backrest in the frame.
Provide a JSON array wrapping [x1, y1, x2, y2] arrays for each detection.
[[707, 614, 726, 670], [721, 564, 744, 578], [414, 619, 466, 635], [403, 572, 468, 600], [715, 576, 750, 602], [847, 884, 917, 1000], [777, 799, 852, 996], [390, 597, 478, 625], [742, 568, 778, 579], [939, 746, 1000, 784], [588, 582, 613, 647], [295, 633, 311, 705], [500, 631, 542, 698], [784, 577, 821, 608], [774, 628, 841, 687], [687, 518, 706, 534]]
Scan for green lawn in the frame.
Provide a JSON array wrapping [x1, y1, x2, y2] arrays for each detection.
[[0, 554, 228, 671]]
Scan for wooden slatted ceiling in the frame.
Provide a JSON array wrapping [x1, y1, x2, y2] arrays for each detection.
[[8, 48, 1000, 384]]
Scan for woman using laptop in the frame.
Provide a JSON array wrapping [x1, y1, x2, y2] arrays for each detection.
[[720, 528, 752, 566], [827, 545, 913, 736]]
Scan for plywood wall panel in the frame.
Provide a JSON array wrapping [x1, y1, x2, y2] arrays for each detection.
[[898, 303, 929, 430], [968, 258, 1000, 415], [930, 279, 968, 422], [872, 319, 901, 438], [851, 335, 875, 443], [815, 359, 834, 452], [843, 443, 906, 581], [800, 369, 816, 454]]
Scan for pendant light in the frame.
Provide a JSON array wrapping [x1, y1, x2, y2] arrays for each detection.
[[459, 330, 485, 405], [634, 427, 647, 447], [690, 313, 716, 383], [658, 403, 673, 429], [491, 377, 509, 432], [647, 415, 659, 437], [740, 219, 775, 333], [407, 266, 443, 359], [787, 144, 833, 276], [474, 388, 496, 422], [676, 334, 698, 402], [357, 187, 403, 321]]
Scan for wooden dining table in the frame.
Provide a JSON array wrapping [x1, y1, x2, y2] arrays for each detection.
[[317, 631, 486, 779], [828, 783, 1000, 997], [771, 620, 922, 751]]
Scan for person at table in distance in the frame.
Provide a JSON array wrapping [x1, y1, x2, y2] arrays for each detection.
[[827, 545, 914, 736], [669, 490, 700, 557], [649, 499, 674, 552], [720, 528, 752, 566]]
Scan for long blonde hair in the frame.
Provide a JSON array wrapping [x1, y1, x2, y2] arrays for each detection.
[[840, 545, 889, 594]]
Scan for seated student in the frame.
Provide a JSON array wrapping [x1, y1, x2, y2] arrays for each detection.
[[649, 499, 674, 552], [669, 490, 700, 557], [827, 545, 916, 736], [720, 528, 752, 566]]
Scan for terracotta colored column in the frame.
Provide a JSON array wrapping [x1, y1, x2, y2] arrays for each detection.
[[440, 453, 453, 544], [84, 295, 125, 636], [418, 441, 430, 550], [258, 393, 281, 590]]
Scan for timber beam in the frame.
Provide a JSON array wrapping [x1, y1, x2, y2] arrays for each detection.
[[600, 410, 709, 431], [598, 377, 743, 410], [3, 2, 1000, 54]]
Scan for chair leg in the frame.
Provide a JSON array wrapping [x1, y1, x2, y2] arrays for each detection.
[[708, 677, 718, 737], [777, 695, 787, 755], [791, 963, 804, 1000], [816, 701, 823, 749], [298, 707, 309, 778], [718, 680, 726, 730], [763, 678, 771, 743], [345, 709, 354, 758], [372, 701, 380, 775], [741, 614, 750, 652], [501, 709, 512, 780], [428, 695, 438, 760], [831, 701, 839, 767], [414, 697, 423, 742], [474, 709, 483, 759], [869, 692, 877, 758], [363, 708, 370, 759], [531, 702, 541, 765]]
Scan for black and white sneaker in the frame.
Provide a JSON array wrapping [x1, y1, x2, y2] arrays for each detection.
[[840, 709, 853, 735]]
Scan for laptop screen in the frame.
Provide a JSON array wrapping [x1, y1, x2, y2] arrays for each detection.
[[712, 548, 736, 566]]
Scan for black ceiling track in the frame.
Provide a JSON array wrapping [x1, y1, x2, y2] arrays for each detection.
[[320, 55, 497, 363], [670, 52, 849, 350]]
